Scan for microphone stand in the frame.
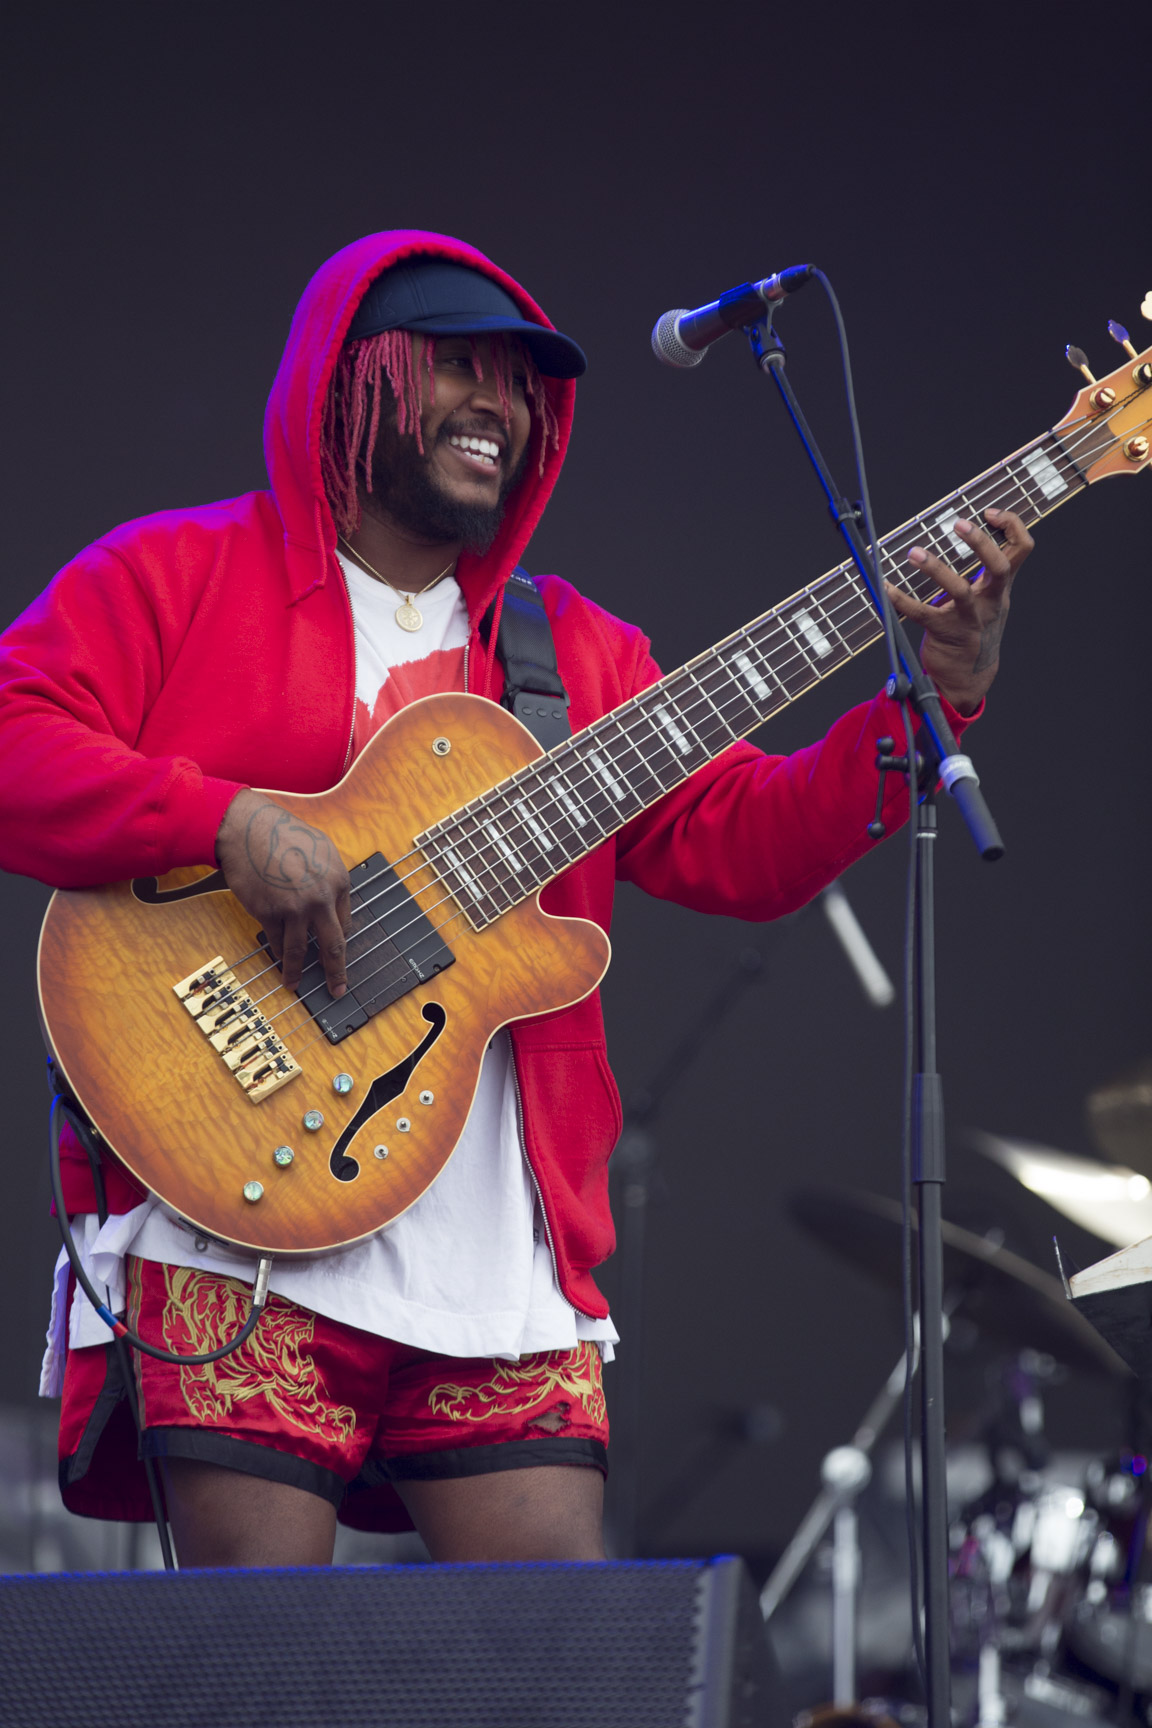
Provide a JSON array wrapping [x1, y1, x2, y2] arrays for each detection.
[[743, 314, 1005, 1728]]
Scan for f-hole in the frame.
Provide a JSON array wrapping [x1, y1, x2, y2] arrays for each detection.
[[328, 1003, 446, 1182], [132, 869, 226, 904]]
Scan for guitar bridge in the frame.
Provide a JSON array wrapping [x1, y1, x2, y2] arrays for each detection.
[[173, 957, 302, 1103]]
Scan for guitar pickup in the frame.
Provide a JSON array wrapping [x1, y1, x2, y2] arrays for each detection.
[[173, 957, 301, 1103]]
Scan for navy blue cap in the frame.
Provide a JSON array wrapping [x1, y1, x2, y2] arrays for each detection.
[[346, 259, 586, 378]]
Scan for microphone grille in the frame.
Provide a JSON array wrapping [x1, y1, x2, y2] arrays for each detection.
[[651, 311, 706, 369]]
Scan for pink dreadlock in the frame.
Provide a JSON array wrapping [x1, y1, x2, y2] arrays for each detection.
[[320, 329, 560, 539]]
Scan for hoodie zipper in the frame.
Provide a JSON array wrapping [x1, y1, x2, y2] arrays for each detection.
[[335, 555, 358, 774]]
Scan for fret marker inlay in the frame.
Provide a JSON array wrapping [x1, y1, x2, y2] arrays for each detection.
[[653, 703, 692, 755], [442, 847, 481, 901], [588, 751, 627, 802], [513, 801, 550, 847], [483, 822, 522, 870], [555, 785, 588, 827], [734, 651, 772, 699], [793, 609, 833, 659], [1022, 448, 1068, 499], [932, 513, 972, 561]]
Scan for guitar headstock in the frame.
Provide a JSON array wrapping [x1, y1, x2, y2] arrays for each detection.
[[1058, 299, 1152, 483]]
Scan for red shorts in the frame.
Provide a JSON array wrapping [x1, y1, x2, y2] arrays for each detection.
[[58, 1258, 609, 1532]]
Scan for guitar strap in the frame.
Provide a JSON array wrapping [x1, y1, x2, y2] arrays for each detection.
[[483, 566, 572, 750]]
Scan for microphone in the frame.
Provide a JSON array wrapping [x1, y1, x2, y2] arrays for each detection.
[[651, 266, 813, 368]]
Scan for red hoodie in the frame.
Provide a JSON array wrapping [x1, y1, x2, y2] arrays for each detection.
[[0, 229, 966, 1318]]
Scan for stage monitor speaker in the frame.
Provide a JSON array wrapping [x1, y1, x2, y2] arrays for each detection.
[[0, 1555, 780, 1727]]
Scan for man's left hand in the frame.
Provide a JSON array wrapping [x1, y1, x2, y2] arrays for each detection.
[[884, 507, 1033, 715]]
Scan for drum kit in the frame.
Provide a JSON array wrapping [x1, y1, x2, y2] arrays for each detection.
[[768, 1059, 1152, 1728]]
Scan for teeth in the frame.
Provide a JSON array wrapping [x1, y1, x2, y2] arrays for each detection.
[[448, 435, 500, 464]]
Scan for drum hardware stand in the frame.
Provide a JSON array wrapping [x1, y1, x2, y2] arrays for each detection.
[[761, 1343, 914, 1627], [828, 1445, 873, 1706], [745, 297, 1006, 1728], [976, 1642, 1007, 1728]]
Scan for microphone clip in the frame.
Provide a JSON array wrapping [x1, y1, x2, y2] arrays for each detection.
[[746, 320, 786, 374], [867, 735, 924, 840]]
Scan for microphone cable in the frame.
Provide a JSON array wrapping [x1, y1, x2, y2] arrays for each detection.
[[789, 270, 929, 1694]]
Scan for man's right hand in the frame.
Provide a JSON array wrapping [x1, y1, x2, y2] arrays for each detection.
[[215, 789, 352, 998]]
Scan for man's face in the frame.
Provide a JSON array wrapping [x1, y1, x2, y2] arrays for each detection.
[[364, 335, 534, 553]]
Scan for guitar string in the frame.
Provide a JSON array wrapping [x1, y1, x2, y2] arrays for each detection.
[[214, 400, 1120, 1037], [220, 394, 1113, 989], [255, 536, 1064, 1046], [286, 403, 1130, 1023], [205, 404, 1137, 1075], [203, 398, 1138, 1037]]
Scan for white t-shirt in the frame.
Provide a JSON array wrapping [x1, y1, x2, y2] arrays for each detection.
[[41, 552, 616, 1395]]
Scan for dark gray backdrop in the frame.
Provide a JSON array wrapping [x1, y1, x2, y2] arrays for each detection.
[[2, 1, 1149, 1562]]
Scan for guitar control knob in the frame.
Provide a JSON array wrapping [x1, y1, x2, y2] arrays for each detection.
[[332, 1073, 354, 1094], [242, 1181, 264, 1204], [419, 1091, 434, 1105], [273, 1146, 294, 1167], [396, 1117, 411, 1133], [303, 1110, 324, 1132], [373, 1145, 389, 1160]]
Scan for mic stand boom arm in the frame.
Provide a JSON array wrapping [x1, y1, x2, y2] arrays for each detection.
[[743, 311, 1002, 1728]]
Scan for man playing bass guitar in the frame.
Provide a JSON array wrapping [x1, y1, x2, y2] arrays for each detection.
[[0, 232, 1028, 1567]]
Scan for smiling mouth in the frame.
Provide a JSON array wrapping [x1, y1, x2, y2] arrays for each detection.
[[445, 432, 502, 471]]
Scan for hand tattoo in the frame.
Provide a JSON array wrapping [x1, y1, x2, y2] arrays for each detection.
[[245, 808, 333, 893], [972, 615, 1006, 674]]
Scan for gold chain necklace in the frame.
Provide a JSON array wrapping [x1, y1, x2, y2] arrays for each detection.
[[337, 535, 456, 633]]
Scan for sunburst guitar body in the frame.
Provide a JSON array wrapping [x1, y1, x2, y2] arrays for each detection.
[[38, 694, 611, 1256]]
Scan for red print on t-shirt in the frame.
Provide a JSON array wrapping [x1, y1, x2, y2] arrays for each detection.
[[352, 645, 467, 756]]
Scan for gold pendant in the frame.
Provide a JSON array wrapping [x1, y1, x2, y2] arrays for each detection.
[[395, 600, 423, 633]]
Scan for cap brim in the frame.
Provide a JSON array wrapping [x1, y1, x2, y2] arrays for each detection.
[[374, 311, 586, 379]]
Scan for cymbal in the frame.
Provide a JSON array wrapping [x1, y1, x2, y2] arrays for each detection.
[[788, 1184, 1128, 1377], [1087, 1058, 1152, 1170], [974, 1132, 1152, 1249]]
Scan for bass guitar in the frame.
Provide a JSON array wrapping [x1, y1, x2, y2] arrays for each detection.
[[38, 318, 1152, 1254]]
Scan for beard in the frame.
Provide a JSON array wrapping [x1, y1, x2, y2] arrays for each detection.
[[364, 416, 528, 555]]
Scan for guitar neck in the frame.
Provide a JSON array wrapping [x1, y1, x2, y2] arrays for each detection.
[[420, 413, 1112, 927]]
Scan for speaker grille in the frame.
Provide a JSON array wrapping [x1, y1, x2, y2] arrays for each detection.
[[0, 1558, 770, 1727]]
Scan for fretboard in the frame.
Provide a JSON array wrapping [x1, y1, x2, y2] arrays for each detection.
[[419, 413, 1112, 929]]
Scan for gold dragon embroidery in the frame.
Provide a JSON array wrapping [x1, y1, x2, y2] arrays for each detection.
[[159, 1264, 356, 1444], [427, 1342, 606, 1428]]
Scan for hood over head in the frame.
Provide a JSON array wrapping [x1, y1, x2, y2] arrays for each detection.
[[263, 230, 578, 629]]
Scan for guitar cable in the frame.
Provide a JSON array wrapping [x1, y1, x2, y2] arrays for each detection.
[[48, 1092, 272, 1366], [47, 1080, 275, 1569]]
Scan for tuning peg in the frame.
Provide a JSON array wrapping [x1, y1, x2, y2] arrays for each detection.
[[1108, 320, 1139, 359], [1142, 292, 1152, 323], [1066, 344, 1096, 384]]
